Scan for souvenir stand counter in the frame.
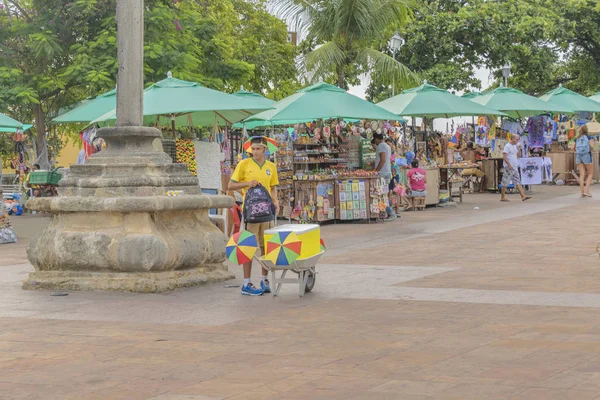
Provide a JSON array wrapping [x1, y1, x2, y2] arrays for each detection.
[[285, 120, 404, 223]]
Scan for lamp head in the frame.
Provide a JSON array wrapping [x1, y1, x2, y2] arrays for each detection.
[[501, 63, 511, 78], [390, 33, 403, 51]]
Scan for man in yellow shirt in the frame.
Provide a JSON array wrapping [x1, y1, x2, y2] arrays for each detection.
[[228, 137, 279, 295]]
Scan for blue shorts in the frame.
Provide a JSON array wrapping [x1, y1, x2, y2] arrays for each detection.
[[409, 190, 427, 198], [577, 153, 593, 165]]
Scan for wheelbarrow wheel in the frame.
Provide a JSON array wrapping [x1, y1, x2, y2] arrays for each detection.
[[304, 271, 316, 293]]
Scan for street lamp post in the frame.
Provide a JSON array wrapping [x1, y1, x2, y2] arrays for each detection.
[[389, 33, 403, 96], [501, 63, 511, 87]]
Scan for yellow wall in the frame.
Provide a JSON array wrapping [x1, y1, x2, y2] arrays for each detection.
[[54, 139, 82, 169]]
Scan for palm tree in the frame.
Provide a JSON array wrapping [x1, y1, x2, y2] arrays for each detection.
[[270, 0, 420, 90]]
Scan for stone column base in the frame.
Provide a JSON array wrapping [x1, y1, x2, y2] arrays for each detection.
[[23, 267, 235, 293]]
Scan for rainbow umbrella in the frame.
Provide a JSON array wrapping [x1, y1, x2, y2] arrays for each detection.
[[243, 136, 279, 154], [319, 238, 326, 252], [226, 230, 258, 264], [265, 231, 302, 265]]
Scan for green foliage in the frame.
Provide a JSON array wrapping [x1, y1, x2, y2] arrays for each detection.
[[0, 0, 299, 165], [367, 0, 581, 99], [271, 0, 420, 89]]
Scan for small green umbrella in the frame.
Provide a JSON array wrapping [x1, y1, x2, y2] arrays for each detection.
[[93, 73, 273, 127], [539, 85, 600, 113], [377, 82, 506, 118], [461, 91, 482, 99], [243, 82, 404, 124], [52, 88, 116, 124], [0, 124, 33, 133], [0, 112, 23, 129], [232, 90, 276, 108], [472, 86, 573, 119]]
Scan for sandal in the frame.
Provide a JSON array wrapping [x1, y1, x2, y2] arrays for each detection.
[[500, 199, 510, 202], [522, 196, 532, 202], [584, 193, 593, 198]]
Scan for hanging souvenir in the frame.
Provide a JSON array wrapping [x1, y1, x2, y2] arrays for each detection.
[[323, 126, 331, 138], [335, 124, 341, 136], [314, 127, 321, 142], [340, 120, 347, 128]]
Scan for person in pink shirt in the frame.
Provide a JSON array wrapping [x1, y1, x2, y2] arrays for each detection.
[[407, 160, 427, 197]]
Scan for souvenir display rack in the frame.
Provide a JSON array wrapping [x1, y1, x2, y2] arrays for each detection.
[[292, 179, 336, 223], [275, 139, 294, 218], [334, 175, 386, 221]]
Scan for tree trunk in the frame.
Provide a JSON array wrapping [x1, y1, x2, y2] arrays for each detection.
[[336, 66, 345, 88], [33, 103, 50, 170]]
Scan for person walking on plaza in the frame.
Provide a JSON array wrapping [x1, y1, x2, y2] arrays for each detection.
[[373, 133, 397, 221], [500, 134, 531, 202], [228, 137, 279, 296], [575, 125, 595, 197]]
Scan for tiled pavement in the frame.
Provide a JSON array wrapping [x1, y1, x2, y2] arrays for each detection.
[[2, 186, 600, 399]]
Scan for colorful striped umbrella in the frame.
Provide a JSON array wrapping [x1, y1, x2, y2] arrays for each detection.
[[226, 230, 258, 264], [265, 231, 302, 266], [319, 238, 326, 252], [244, 136, 279, 154]]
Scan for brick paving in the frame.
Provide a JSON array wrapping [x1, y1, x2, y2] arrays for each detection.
[[2, 186, 600, 399]]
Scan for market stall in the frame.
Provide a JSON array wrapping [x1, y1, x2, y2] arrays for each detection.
[[236, 82, 407, 223], [377, 82, 506, 205]]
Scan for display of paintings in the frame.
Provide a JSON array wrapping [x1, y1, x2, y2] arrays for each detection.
[[336, 179, 369, 220]]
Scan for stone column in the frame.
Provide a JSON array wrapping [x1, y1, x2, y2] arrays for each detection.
[[23, 0, 235, 292], [116, 0, 143, 127]]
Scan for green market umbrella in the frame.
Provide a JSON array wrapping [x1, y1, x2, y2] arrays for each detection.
[[461, 91, 482, 99], [472, 86, 573, 119], [539, 85, 600, 113], [0, 112, 23, 129], [377, 83, 506, 118], [52, 88, 116, 124], [92, 73, 273, 127], [243, 82, 404, 124], [0, 124, 33, 133]]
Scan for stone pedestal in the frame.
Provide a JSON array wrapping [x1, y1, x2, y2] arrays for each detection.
[[24, 127, 235, 292]]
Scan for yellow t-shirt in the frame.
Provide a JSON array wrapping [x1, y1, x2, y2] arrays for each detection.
[[230, 158, 279, 198]]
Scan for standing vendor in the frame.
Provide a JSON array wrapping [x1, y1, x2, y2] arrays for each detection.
[[228, 137, 279, 296], [373, 133, 397, 221]]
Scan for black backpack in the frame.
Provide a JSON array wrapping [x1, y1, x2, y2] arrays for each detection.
[[243, 184, 275, 224]]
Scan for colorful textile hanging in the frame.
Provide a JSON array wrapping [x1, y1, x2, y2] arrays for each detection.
[[526, 116, 545, 148]]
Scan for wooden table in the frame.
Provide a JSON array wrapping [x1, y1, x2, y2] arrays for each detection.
[[439, 166, 475, 203]]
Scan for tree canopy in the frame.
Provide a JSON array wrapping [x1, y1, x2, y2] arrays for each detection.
[[271, 0, 420, 90], [367, 0, 600, 101], [0, 0, 298, 168]]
